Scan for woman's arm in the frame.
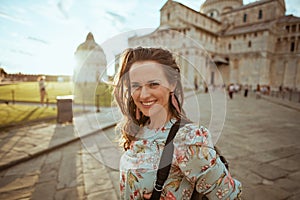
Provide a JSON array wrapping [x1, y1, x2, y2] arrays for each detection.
[[174, 125, 242, 199]]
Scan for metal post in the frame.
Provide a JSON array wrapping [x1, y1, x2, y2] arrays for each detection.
[[11, 90, 15, 104], [96, 94, 100, 112], [82, 93, 85, 111]]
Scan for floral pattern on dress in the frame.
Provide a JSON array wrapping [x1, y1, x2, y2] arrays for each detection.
[[119, 121, 242, 199]]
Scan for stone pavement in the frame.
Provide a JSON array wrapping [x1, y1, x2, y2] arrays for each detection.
[[0, 91, 299, 200], [0, 106, 123, 200]]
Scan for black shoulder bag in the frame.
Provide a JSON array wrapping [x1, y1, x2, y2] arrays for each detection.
[[149, 120, 229, 200]]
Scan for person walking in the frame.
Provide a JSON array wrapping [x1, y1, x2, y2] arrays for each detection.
[[113, 47, 242, 199], [38, 76, 47, 106]]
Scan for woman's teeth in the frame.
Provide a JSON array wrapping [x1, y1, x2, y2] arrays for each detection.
[[142, 101, 155, 106]]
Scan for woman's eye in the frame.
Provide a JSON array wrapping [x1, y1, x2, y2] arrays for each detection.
[[131, 83, 142, 91], [149, 82, 160, 88]]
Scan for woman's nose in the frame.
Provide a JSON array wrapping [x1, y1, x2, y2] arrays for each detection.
[[140, 85, 150, 98]]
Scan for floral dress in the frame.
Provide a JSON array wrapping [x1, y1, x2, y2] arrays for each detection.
[[119, 119, 242, 199]]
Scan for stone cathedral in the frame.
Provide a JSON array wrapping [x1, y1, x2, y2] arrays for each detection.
[[128, 0, 300, 91]]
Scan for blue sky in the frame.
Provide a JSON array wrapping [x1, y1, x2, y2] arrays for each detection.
[[0, 0, 299, 76]]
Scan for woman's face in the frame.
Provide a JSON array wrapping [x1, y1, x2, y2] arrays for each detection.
[[129, 61, 175, 118]]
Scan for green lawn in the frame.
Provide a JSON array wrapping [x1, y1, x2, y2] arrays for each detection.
[[0, 82, 73, 103], [0, 104, 57, 128], [0, 81, 113, 106], [0, 81, 114, 127]]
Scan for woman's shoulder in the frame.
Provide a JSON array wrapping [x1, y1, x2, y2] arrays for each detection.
[[174, 123, 210, 146]]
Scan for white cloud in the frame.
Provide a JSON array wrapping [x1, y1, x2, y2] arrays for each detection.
[[0, 11, 30, 25]]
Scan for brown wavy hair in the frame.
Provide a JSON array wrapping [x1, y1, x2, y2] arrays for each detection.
[[113, 47, 188, 150]]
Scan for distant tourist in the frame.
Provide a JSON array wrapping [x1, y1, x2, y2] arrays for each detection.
[[228, 83, 235, 99], [38, 76, 47, 106], [244, 84, 249, 97], [256, 84, 261, 99], [194, 76, 198, 91]]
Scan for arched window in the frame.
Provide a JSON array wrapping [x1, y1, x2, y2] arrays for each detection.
[[243, 14, 247, 22], [258, 10, 263, 19], [291, 42, 295, 52]]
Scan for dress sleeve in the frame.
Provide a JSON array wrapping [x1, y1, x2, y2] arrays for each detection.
[[173, 125, 242, 200]]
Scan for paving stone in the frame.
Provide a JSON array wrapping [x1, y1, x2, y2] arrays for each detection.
[[82, 151, 114, 194], [250, 162, 288, 180], [81, 136, 100, 153], [0, 138, 20, 152], [247, 185, 290, 200], [44, 150, 62, 164], [274, 177, 300, 193], [288, 191, 300, 200], [87, 189, 118, 200], [83, 169, 113, 194], [262, 179, 274, 186], [109, 170, 121, 199], [0, 174, 38, 193], [97, 148, 121, 170], [0, 186, 33, 200], [270, 157, 300, 172], [38, 163, 58, 183], [247, 151, 279, 163], [216, 141, 253, 160], [76, 185, 86, 199], [31, 180, 57, 200], [55, 187, 80, 200], [289, 153, 300, 162], [4, 155, 46, 176], [287, 170, 300, 183], [243, 171, 263, 185], [57, 145, 80, 189]]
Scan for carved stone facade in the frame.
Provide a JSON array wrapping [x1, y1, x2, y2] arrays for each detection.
[[73, 32, 107, 105], [128, 0, 300, 90], [74, 32, 107, 83]]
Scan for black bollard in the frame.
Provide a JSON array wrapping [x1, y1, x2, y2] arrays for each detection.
[[11, 90, 15, 104], [96, 94, 100, 112]]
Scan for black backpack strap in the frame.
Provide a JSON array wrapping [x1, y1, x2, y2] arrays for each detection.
[[150, 120, 186, 200], [149, 120, 229, 200]]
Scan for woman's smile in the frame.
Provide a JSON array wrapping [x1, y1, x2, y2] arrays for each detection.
[[140, 100, 156, 107]]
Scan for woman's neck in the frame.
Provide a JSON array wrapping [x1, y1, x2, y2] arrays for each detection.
[[148, 113, 172, 130]]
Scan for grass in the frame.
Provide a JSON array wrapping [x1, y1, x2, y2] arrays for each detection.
[[0, 81, 114, 128], [0, 82, 73, 103], [0, 104, 57, 128], [0, 81, 113, 106]]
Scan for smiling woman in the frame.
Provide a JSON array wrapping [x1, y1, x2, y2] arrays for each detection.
[[113, 47, 242, 200]]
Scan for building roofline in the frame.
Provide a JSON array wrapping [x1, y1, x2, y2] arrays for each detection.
[[222, 0, 275, 15], [221, 20, 276, 36], [161, 0, 221, 24]]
